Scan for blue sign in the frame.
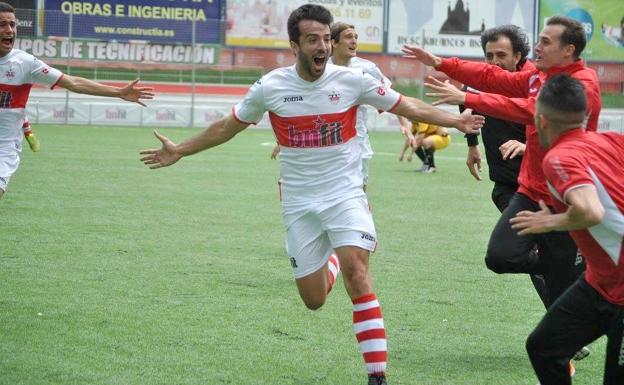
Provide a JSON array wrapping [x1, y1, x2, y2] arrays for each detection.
[[44, 0, 222, 44], [566, 8, 594, 42]]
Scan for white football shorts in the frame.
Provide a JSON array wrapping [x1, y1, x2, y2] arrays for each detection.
[[0, 142, 21, 192], [282, 193, 377, 279]]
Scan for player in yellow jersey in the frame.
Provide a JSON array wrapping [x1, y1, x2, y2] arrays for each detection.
[[399, 121, 450, 173]]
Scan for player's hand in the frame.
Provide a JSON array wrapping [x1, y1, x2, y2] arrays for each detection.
[[466, 145, 482, 181], [401, 45, 442, 68], [139, 130, 182, 169], [500, 139, 526, 160], [270, 143, 280, 159], [425, 76, 466, 106], [509, 200, 554, 235], [455, 108, 484, 134], [119, 78, 155, 107], [400, 125, 415, 146]]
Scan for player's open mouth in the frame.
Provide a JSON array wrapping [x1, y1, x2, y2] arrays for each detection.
[[1, 37, 14, 46], [313, 56, 326, 66]]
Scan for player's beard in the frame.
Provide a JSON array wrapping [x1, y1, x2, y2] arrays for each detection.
[[298, 50, 327, 81]]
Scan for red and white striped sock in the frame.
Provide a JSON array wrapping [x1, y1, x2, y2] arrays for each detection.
[[326, 253, 340, 294], [352, 293, 387, 376]]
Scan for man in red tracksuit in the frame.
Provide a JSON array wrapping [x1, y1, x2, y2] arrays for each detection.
[[511, 74, 624, 385], [403, 16, 602, 359]]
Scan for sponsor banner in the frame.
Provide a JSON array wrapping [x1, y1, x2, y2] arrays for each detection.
[[387, 0, 537, 56], [91, 103, 143, 126], [43, 0, 222, 44], [35, 101, 91, 124], [14, 37, 220, 64], [225, 0, 384, 52], [540, 0, 624, 62], [143, 106, 191, 126]]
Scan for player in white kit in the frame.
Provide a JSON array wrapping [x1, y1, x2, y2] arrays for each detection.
[[0, 2, 154, 200], [140, 5, 483, 385], [328, 22, 412, 188]]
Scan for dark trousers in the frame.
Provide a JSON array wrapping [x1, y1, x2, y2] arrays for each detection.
[[491, 182, 518, 213], [485, 193, 583, 307], [527, 276, 624, 385]]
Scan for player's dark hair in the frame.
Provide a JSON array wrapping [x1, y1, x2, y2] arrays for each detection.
[[546, 16, 587, 59], [0, 2, 15, 13], [538, 74, 587, 115], [480, 25, 530, 67], [287, 4, 333, 43], [331, 22, 355, 43]]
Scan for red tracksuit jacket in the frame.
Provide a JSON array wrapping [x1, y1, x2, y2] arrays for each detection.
[[437, 58, 602, 205]]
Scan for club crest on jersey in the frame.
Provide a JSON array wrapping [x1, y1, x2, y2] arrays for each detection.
[[5, 68, 15, 79], [328, 90, 341, 104], [376, 86, 386, 96]]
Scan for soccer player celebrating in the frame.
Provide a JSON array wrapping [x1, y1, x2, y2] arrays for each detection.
[[140, 5, 483, 385], [328, 22, 412, 187], [511, 74, 624, 385], [0, 2, 154, 200]]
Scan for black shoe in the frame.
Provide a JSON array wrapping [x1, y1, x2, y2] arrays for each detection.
[[368, 374, 387, 385]]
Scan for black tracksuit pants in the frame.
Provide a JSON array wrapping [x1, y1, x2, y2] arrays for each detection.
[[485, 192, 584, 307], [527, 276, 624, 384]]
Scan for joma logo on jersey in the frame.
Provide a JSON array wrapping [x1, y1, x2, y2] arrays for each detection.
[[287, 115, 344, 148], [283, 96, 303, 103], [361, 233, 376, 242]]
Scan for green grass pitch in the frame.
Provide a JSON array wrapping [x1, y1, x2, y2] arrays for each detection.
[[1, 124, 606, 385]]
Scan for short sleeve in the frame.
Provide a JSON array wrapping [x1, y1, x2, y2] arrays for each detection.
[[356, 71, 401, 112], [233, 79, 266, 124], [29, 56, 63, 88], [543, 152, 593, 203]]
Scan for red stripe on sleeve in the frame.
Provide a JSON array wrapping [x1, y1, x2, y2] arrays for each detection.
[[231, 106, 255, 125]]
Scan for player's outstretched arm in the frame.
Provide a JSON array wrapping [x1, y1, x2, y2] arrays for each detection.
[[400, 45, 442, 68], [140, 115, 249, 169], [390, 96, 484, 134], [425, 76, 466, 106], [510, 187, 604, 235], [57, 76, 155, 106]]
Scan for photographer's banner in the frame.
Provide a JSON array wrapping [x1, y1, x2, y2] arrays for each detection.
[[387, 0, 536, 57], [43, 0, 222, 44], [225, 0, 384, 52], [540, 0, 624, 62]]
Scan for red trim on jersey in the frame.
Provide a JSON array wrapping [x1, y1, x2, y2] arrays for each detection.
[[270, 106, 358, 148], [231, 106, 255, 125], [387, 94, 403, 114], [353, 307, 383, 323], [51, 74, 64, 90], [0, 83, 33, 108], [356, 328, 387, 342]]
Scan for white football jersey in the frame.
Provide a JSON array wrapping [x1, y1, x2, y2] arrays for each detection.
[[234, 63, 401, 204], [328, 56, 391, 161], [0, 49, 62, 144]]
